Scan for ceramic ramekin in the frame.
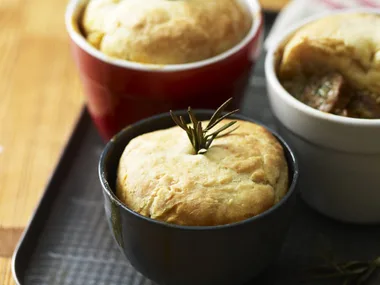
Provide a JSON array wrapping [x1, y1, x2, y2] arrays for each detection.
[[65, 0, 264, 140], [265, 8, 380, 224], [99, 110, 299, 285]]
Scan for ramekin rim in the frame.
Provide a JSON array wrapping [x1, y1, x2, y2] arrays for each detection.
[[98, 110, 299, 231], [65, 0, 263, 72], [265, 7, 380, 127]]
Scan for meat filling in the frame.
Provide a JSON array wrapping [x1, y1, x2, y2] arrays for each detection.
[[283, 72, 380, 119]]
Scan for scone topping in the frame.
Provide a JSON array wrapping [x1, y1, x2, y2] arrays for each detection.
[[170, 98, 239, 154], [116, 99, 289, 226], [81, 0, 252, 64]]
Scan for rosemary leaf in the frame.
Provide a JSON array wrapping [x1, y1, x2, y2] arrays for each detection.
[[170, 111, 187, 131], [206, 98, 233, 130], [217, 125, 240, 138], [188, 107, 198, 127], [190, 127, 198, 151], [206, 121, 237, 138], [204, 109, 239, 131], [179, 116, 188, 129], [186, 131, 193, 147], [196, 122, 204, 147]]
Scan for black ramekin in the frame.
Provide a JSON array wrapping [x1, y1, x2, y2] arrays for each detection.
[[99, 110, 299, 285]]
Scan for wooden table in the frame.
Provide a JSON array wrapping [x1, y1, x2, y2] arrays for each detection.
[[0, 0, 288, 283]]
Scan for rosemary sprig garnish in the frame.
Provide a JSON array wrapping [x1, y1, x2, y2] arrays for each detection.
[[307, 256, 380, 284], [170, 97, 239, 154], [297, 235, 380, 285], [305, 250, 380, 284]]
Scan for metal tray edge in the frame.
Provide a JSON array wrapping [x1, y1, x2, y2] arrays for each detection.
[[11, 106, 92, 285]]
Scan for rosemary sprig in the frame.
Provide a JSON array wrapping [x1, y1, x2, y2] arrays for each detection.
[[170, 97, 239, 154], [306, 255, 380, 284], [299, 235, 380, 285]]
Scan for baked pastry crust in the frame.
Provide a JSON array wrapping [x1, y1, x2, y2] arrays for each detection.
[[81, 0, 252, 64], [278, 13, 380, 97], [116, 119, 288, 226]]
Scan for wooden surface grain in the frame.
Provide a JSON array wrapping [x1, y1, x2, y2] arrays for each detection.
[[261, 0, 290, 11], [0, 0, 84, 283], [0, 0, 287, 283]]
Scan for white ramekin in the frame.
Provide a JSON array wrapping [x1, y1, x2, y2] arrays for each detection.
[[265, 8, 380, 224]]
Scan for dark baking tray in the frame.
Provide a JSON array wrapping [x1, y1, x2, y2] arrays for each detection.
[[13, 13, 380, 285]]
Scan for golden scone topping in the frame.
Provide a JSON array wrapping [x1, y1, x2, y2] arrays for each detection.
[[277, 13, 380, 118], [82, 0, 252, 64], [116, 120, 288, 226]]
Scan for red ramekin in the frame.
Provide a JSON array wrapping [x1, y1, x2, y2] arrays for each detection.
[[65, 0, 264, 140]]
